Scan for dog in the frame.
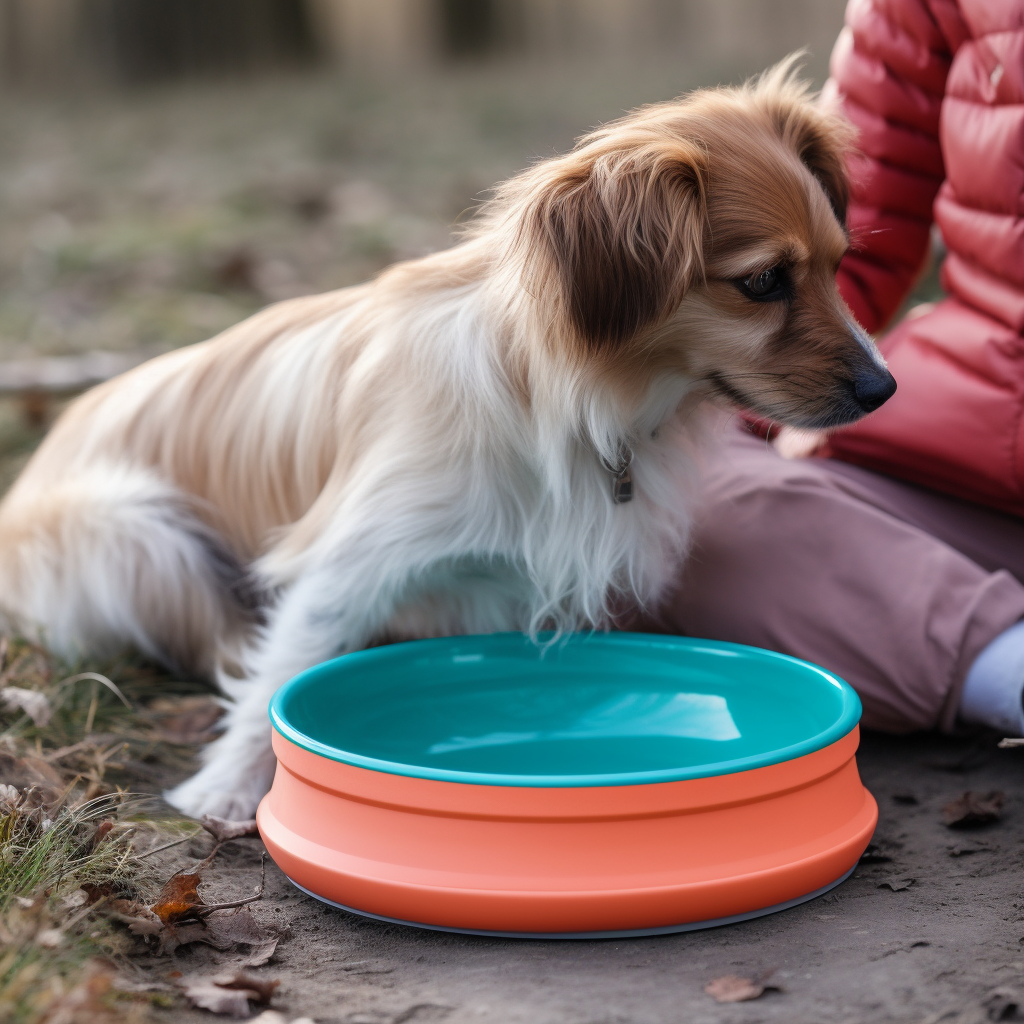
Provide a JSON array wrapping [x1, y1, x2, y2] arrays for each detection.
[[0, 62, 894, 818]]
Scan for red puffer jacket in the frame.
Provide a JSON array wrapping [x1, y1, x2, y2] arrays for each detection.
[[823, 0, 1024, 516]]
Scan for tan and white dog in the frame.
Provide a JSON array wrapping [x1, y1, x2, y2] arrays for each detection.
[[0, 64, 894, 818]]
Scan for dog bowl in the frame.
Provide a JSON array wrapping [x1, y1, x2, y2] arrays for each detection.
[[257, 633, 876, 938]]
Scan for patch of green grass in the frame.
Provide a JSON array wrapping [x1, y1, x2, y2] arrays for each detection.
[[0, 631, 216, 1023]]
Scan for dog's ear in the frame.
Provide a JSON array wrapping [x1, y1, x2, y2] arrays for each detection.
[[794, 118, 850, 228], [531, 142, 708, 350], [756, 59, 852, 229]]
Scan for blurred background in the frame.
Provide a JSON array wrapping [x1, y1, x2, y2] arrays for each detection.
[[0, 0, 856, 480]]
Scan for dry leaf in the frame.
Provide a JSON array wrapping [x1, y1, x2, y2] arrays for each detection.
[[111, 973, 175, 995], [177, 972, 279, 1017], [201, 814, 259, 842], [0, 750, 64, 806], [35, 927, 63, 948], [704, 971, 779, 1003], [943, 790, 1005, 828], [81, 882, 116, 904], [877, 877, 916, 892], [32, 964, 132, 1024], [158, 908, 280, 963], [151, 871, 204, 923], [107, 898, 163, 936], [63, 889, 90, 910], [158, 920, 211, 956], [949, 842, 991, 858], [177, 977, 253, 1018], [202, 908, 281, 966], [0, 685, 52, 726], [90, 820, 115, 851]]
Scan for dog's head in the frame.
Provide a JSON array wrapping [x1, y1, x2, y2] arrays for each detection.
[[510, 60, 895, 429]]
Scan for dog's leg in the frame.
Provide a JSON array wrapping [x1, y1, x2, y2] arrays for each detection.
[[163, 564, 383, 819], [163, 551, 531, 819]]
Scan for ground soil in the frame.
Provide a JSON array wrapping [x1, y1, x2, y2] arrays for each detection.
[[158, 730, 1024, 1024]]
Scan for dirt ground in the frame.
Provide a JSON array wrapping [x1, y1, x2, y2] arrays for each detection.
[[152, 729, 1024, 1024]]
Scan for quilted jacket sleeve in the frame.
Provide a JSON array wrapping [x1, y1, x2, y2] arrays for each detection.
[[829, 0, 958, 334]]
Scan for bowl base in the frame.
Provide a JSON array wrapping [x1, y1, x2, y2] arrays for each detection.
[[287, 865, 856, 940]]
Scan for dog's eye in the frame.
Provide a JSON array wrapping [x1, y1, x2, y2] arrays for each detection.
[[736, 266, 787, 301]]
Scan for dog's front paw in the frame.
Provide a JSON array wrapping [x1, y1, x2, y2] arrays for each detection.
[[164, 765, 272, 821]]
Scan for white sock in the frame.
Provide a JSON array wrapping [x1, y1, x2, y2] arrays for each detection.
[[960, 618, 1024, 735]]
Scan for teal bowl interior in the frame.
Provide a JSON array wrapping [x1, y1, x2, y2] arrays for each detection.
[[269, 633, 861, 787]]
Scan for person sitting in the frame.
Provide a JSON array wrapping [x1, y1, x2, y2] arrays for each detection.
[[636, 0, 1024, 738]]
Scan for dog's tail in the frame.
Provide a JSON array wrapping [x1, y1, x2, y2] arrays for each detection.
[[0, 463, 256, 677]]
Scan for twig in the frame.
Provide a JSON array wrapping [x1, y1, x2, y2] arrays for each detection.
[[41, 735, 120, 761], [998, 737, 1024, 748], [197, 853, 266, 917], [135, 829, 202, 861]]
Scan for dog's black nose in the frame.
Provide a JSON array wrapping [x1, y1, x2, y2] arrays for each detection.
[[854, 370, 897, 413]]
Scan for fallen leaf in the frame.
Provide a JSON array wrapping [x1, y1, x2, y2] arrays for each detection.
[[202, 908, 281, 966], [0, 685, 52, 726], [81, 882, 116, 904], [949, 842, 992, 858], [177, 971, 279, 1017], [35, 927, 62, 948], [111, 972, 175, 994], [90, 819, 115, 851], [201, 815, 259, 842], [107, 898, 163, 936], [878, 877, 916, 892], [943, 790, 1005, 828], [704, 971, 779, 1003], [158, 920, 211, 955], [250, 1014, 316, 1024], [32, 964, 126, 1023], [63, 889, 89, 910], [151, 871, 204, 923], [158, 908, 281, 963], [0, 751, 64, 806]]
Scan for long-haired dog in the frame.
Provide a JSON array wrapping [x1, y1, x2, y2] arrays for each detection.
[[0, 64, 894, 818]]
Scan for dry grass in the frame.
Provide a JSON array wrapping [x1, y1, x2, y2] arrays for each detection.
[[0, 634, 216, 1023]]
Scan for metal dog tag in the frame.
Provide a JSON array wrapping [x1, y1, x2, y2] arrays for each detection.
[[601, 443, 634, 505], [611, 466, 633, 504]]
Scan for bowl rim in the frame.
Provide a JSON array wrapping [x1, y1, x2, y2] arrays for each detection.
[[268, 632, 862, 787]]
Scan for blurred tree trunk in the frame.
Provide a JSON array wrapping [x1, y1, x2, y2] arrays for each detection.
[[0, 0, 849, 88], [0, 0, 318, 87]]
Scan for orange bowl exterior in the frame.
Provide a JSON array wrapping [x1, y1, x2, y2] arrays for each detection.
[[257, 726, 876, 935]]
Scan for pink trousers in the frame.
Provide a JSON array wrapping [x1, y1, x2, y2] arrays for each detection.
[[634, 425, 1024, 734]]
